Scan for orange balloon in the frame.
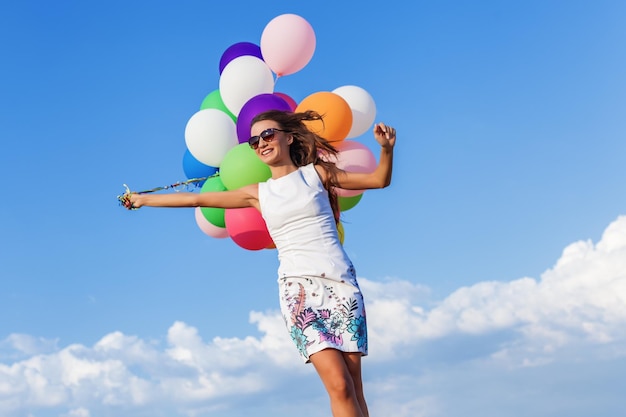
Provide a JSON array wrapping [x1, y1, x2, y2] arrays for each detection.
[[296, 91, 352, 142]]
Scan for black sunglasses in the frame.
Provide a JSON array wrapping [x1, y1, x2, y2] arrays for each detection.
[[248, 128, 288, 149]]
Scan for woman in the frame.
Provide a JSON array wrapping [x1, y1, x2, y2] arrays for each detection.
[[124, 110, 396, 417]]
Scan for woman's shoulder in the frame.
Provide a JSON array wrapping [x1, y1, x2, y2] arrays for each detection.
[[239, 183, 259, 199], [311, 163, 328, 182]]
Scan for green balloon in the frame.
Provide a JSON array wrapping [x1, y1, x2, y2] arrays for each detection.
[[200, 175, 227, 227], [220, 144, 271, 190], [200, 90, 236, 123], [338, 193, 363, 212]]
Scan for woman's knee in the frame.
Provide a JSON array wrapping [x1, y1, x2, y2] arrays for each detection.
[[325, 373, 356, 399], [311, 351, 356, 398]]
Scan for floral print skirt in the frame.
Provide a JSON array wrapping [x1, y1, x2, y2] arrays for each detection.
[[278, 275, 368, 363]]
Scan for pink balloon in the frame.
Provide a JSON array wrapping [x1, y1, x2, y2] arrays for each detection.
[[333, 140, 377, 197], [260, 14, 316, 76], [195, 207, 229, 238], [225, 207, 273, 250]]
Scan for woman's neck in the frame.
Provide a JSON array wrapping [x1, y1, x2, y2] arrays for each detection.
[[269, 161, 299, 179]]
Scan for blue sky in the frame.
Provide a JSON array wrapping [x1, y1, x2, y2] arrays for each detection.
[[1, 1, 625, 416]]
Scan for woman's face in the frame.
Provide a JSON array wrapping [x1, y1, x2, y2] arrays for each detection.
[[249, 120, 292, 165]]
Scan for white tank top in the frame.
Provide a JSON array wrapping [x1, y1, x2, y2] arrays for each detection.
[[258, 163, 356, 282]]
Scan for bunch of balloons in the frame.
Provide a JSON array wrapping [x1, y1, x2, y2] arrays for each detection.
[[183, 14, 377, 251]]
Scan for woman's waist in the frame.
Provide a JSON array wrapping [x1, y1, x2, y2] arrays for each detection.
[[276, 251, 355, 281]]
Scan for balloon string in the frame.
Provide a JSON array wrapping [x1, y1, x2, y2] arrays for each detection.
[[117, 176, 212, 209], [132, 177, 209, 194]]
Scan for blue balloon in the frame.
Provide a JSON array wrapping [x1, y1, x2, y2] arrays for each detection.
[[183, 150, 218, 187]]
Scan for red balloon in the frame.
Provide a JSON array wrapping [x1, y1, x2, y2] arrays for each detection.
[[274, 92, 297, 111], [225, 207, 273, 250]]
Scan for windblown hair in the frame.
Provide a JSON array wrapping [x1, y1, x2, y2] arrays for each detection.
[[251, 110, 342, 221]]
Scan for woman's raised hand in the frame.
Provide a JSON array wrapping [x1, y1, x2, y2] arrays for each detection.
[[373, 123, 396, 150]]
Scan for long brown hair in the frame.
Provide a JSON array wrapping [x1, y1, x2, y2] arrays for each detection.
[[251, 110, 342, 221]]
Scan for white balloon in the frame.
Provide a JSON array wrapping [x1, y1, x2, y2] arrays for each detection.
[[219, 55, 275, 116], [184, 109, 238, 167], [332, 85, 377, 139]]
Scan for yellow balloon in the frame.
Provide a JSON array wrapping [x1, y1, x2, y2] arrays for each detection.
[[337, 221, 345, 245]]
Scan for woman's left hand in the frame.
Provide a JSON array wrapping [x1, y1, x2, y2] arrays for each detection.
[[373, 123, 396, 150]]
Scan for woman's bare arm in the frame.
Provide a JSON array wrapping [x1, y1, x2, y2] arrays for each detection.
[[128, 184, 259, 210], [331, 122, 396, 190]]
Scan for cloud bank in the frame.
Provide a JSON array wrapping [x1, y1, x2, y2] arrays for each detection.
[[2, 216, 625, 417]]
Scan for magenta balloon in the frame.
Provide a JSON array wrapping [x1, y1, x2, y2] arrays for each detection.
[[225, 207, 273, 250], [236, 93, 292, 143], [219, 42, 263, 74], [274, 92, 297, 111]]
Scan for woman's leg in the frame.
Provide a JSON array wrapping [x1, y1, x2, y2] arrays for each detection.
[[309, 349, 366, 417], [342, 352, 369, 417]]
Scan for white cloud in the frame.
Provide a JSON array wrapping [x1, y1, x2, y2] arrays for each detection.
[[61, 408, 90, 417], [1, 215, 625, 417], [0, 334, 59, 359], [365, 215, 626, 366]]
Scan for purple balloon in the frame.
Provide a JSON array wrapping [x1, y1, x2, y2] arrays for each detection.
[[236, 94, 292, 143], [219, 42, 263, 74]]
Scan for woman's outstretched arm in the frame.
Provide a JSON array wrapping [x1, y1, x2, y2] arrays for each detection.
[[126, 184, 259, 210]]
